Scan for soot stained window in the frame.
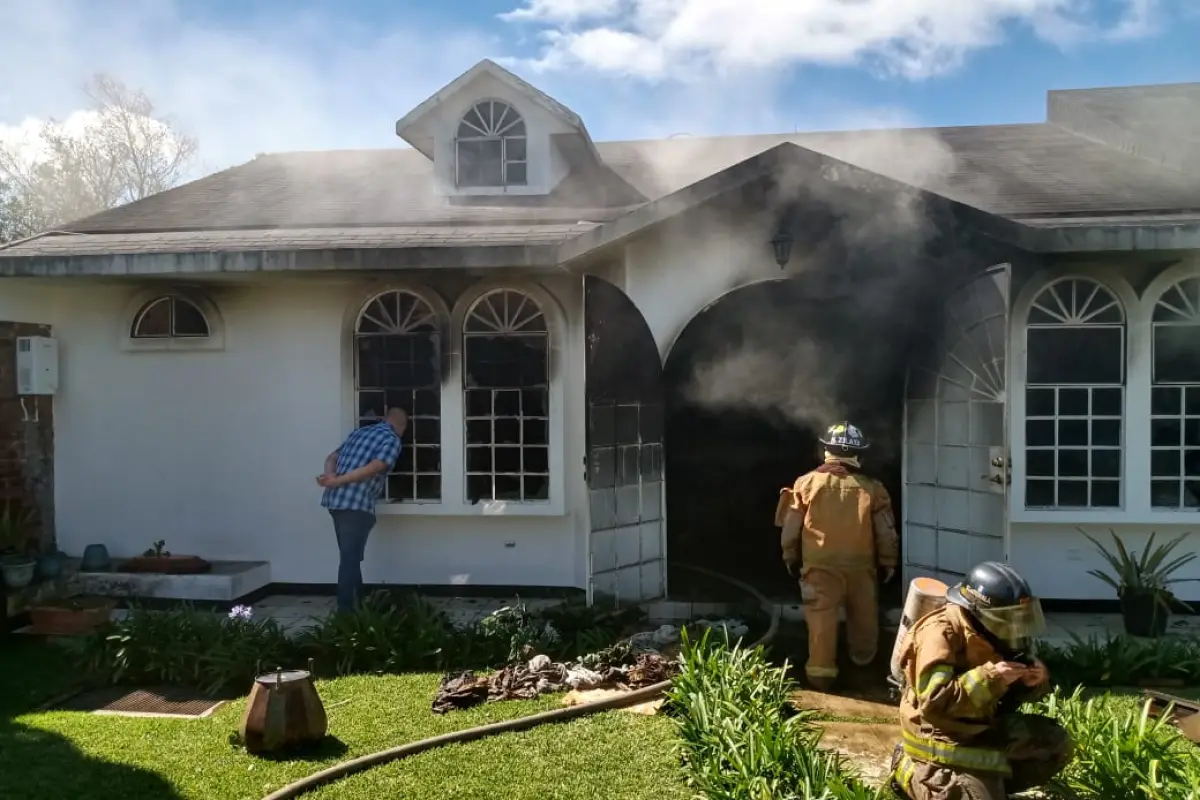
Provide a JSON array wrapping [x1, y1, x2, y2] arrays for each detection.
[[130, 296, 210, 339], [463, 289, 550, 503], [355, 290, 442, 502]]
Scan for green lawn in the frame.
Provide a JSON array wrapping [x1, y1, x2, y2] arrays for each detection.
[[0, 640, 688, 800]]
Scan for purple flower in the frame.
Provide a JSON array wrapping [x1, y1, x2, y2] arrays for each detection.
[[228, 605, 253, 621]]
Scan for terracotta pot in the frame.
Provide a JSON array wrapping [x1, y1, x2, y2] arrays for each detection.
[[30, 597, 116, 636], [120, 555, 212, 575], [240, 669, 328, 755]]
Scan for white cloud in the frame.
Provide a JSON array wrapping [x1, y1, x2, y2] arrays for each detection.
[[501, 0, 1176, 80], [0, 1, 495, 177]]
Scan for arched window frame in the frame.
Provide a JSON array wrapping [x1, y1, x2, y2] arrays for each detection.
[[454, 99, 528, 189], [1141, 260, 1200, 513], [119, 289, 224, 352], [449, 281, 566, 515], [1012, 273, 1131, 515], [352, 288, 449, 505]]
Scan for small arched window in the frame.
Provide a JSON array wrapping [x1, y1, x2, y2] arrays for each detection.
[[455, 100, 527, 188], [130, 295, 210, 339], [462, 289, 549, 503], [1024, 278, 1125, 509], [1150, 277, 1200, 508], [355, 290, 443, 502]]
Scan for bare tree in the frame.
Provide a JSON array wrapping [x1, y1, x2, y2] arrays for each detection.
[[0, 74, 197, 242]]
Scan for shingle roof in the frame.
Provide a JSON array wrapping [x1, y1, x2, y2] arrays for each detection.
[[16, 119, 1200, 244]]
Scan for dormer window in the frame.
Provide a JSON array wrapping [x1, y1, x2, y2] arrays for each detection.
[[455, 100, 528, 188]]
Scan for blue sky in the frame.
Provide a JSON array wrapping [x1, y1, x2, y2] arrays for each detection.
[[1, 0, 1197, 174]]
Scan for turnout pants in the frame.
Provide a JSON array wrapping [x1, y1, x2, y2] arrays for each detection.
[[893, 714, 1074, 800], [801, 565, 878, 688]]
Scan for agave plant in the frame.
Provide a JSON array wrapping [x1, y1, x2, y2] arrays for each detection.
[[1080, 529, 1197, 615]]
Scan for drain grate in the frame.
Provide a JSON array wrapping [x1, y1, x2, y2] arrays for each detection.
[[53, 686, 229, 718]]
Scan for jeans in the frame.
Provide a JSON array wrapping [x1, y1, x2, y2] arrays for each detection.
[[328, 509, 376, 613]]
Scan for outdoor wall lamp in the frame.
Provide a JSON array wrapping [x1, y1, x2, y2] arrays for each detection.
[[770, 228, 794, 268]]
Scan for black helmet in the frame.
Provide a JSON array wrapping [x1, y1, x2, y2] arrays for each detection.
[[947, 561, 1046, 652], [819, 422, 869, 455]]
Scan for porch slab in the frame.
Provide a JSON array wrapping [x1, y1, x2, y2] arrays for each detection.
[[75, 559, 270, 602]]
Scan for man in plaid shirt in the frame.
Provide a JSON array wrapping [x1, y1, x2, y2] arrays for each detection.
[[317, 408, 406, 613]]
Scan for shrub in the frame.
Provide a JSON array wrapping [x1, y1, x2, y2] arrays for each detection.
[[668, 629, 885, 800], [70, 592, 644, 692], [1040, 633, 1200, 688], [70, 603, 293, 695], [1035, 688, 1200, 799], [293, 591, 460, 675]]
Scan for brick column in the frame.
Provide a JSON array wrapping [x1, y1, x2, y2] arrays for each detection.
[[0, 323, 55, 553]]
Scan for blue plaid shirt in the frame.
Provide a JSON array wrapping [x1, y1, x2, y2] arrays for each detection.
[[321, 422, 402, 513]]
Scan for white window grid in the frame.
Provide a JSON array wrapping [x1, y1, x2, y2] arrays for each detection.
[[1150, 277, 1200, 509], [1024, 278, 1125, 510], [454, 100, 528, 188], [354, 290, 443, 503], [131, 296, 210, 339], [462, 289, 550, 503]]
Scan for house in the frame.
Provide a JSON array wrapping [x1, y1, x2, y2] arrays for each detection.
[[2, 60, 1199, 608]]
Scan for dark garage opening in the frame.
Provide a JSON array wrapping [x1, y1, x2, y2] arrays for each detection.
[[663, 279, 907, 604]]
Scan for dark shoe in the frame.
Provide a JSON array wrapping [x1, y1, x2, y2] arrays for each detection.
[[807, 675, 836, 692]]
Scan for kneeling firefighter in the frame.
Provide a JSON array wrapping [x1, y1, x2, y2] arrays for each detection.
[[890, 562, 1074, 800], [775, 422, 898, 691]]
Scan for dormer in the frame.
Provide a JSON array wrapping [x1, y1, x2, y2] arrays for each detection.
[[395, 59, 606, 198]]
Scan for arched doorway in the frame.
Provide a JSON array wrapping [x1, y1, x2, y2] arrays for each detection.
[[663, 279, 907, 601]]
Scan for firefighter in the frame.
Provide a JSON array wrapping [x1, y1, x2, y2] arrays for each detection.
[[890, 561, 1074, 800], [775, 422, 898, 691]]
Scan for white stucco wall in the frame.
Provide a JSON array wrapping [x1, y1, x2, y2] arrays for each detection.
[[622, 207, 786, 358], [0, 274, 588, 588]]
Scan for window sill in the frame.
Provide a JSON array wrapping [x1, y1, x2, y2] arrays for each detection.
[[1012, 509, 1200, 525], [375, 500, 567, 518]]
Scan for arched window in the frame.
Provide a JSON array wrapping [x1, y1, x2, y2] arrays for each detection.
[[1024, 278, 1125, 509], [455, 100, 527, 188], [130, 295, 210, 339], [462, 289, 549, 503], [355, 290, 442, 502], [1150, 277, 1200, 508]]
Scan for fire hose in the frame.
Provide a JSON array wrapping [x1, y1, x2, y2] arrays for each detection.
[[260, 563, 782, 800]]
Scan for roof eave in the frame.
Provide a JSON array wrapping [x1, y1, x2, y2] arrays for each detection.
[[0, 244, 562, 278], [556, 141, 1049, 266]]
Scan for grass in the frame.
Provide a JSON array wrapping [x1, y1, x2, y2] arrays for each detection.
[[0, 640, 687, 800]]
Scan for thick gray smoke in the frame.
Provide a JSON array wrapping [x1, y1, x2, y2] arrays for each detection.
[[668, 126, 970, 460]]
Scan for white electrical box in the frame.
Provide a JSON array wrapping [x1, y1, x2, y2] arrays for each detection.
[[16, 336, 58, 395]]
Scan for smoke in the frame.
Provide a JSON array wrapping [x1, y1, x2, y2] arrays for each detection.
[[658, 117, 970, 463]]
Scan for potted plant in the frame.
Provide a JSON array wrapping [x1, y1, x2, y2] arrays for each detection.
[[1081, 529, 1198, 638], [29, 595, 116, 636], [120, 539, 211, 575], [0, 502, 38, 589]]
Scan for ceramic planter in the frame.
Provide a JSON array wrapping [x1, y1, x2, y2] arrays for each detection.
[[120, 555, 212, 575], [80, 544, 112, 572], [0, 557, 36, 589], [1120, 591, 1170, 638], [36, 551, 64, 581], [29, 596, 115, 636]]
